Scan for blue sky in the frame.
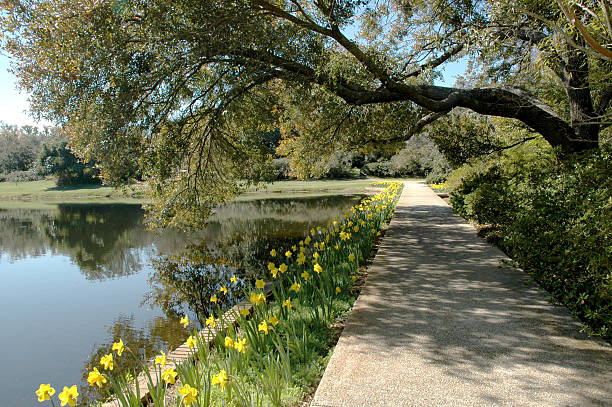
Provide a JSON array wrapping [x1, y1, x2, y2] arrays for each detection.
[[0, 52, 467, 128]]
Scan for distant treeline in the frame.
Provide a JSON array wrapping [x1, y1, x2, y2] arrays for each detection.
[[0, 122, 100, 185]]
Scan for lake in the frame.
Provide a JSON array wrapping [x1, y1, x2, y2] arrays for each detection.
[[0, 194, 363, 406]]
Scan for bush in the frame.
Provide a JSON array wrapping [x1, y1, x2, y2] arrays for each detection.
[[447, 144, 612, 339], [361, 134, 450, 179], [0, 169, 44, 183]]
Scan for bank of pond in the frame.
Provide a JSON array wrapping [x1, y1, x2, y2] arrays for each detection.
[[0, 193, 375, 406]]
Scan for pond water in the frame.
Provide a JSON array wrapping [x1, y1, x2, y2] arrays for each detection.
[[0, 194, 364, 406]]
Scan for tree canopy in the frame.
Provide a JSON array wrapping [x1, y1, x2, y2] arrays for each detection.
[[1, 0, 610, 226]]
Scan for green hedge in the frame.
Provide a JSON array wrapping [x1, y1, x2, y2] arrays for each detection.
[[447, 145, 612, 340]]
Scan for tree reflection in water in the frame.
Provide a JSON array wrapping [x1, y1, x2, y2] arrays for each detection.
[[0, 194, 365, 406]]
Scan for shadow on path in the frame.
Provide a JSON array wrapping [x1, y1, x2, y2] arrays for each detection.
[[312, 182, 612, 407]]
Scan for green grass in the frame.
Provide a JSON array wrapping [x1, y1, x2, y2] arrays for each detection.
[[0, 180, 146, 203]]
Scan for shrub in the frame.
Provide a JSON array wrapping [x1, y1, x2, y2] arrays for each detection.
[[447, 144, 612, 339]]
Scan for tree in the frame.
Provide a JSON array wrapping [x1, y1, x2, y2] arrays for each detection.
[[1, 0, 610, 226], [39, 141, 100, 185]]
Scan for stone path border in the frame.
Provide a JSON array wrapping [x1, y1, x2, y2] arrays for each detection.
[[311, 181, 612, 406]]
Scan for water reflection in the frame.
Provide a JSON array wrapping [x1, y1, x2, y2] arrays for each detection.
[[0, 194, 364, 406]]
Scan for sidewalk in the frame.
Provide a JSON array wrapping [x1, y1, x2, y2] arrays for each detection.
[[311, 181, 612, 406]]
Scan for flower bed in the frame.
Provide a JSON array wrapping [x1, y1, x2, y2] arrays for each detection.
[[36, 181, 403, 407]]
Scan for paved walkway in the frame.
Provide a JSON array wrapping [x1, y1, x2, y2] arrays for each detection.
[[311, 181, 612, 407]]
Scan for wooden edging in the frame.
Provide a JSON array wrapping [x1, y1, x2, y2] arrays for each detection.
[[102, 285, 274, 407]]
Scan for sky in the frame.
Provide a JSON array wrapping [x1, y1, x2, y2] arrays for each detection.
[[0, 52, 468, 128]]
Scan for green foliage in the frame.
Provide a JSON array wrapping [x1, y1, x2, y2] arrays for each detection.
[[39, 141, 100, 185], [0, 123, 61, 179], [447, 146, 612, 339], [361, 134, 450, 180]]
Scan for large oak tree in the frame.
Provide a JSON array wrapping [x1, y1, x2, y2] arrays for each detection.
[[1, 0, 610, 226]]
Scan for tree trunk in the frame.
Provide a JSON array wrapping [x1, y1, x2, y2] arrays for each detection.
[[563, 49, 600, 151]]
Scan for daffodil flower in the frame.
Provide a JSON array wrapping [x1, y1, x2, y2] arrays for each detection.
[[270, 249, 277, 257], [162, 367, 178, 384], [230, 275, 237, 283], [180, 315, 189, 328], [279, 263, 288, 273], [58, 385, 78, 407], [258, 320, 269, 334], [239, 308, 250, 317], [234, 338, 247, 353], [211, 370, 229, 391], [300, 271, 310, 281], [268, 315, 279, 326], [186, 335, 196, 348], [35, 384, 55, 402], [100, 353, 114, 371], [179, 383, 198, 404], [210, 294, 217, 303], [87, 367, 107, 388], [314, 263, 323, 274], [206, 315, 216, 328], [154, 351, 166, 367], [224, 336, 234, 347], [335, 286, 341, 294], [112, 339, 125, 356], [255, 279, 265, 289], [282, 298, 293, 309], [220, 286, 228, 295], [290, 282, 301, 293]]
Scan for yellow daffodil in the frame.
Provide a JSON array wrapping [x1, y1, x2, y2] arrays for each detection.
[[162, 367, 178, 384], [186, 335, 196, 348], [179, 383, 198, 404], [224, 336, 234, 347], [211, 370, 229, 391], [320, 241, 325, 249], [300, 271, 310, 280], [296, 253, 306, 265], [239, 308, 250, 317], [279, 263, 288, 273], [313, 252, 320, 259], [299, 246, 305, 253], [35, 384, 55, 402], [304, 236, 311, 245], [313, 242, 319, 249], [210, 294, 217, 303], [351, 275, 357, 281], [291, 245, 297, 251], [270, 268, 279, 278], [58, 385, 78, 407], [154, 351, 166, 367], [285, 250, 292, 258], [270, 249, 277, 257], [249, 292, 263, 306], [299, 240, 304, 246], [180, 315, 189, 328], [255, 279, 265, 289], [335, 286, 341, 294], [112, 339, 124, 356], [268, 315, 279, 326], [230, 275, 237, 283], [220, 285, 228, 295], [258, 320, 269, 334], [310, 228, 315, 235], [100, 353, 114, 371], [290, 282, 301, 293], [282, 298, 293, 309], [267, 262, 276, 270], [234, 338, 247, 353], [348, 253, 356, 262], [206, 315, 216, 328], [314, 263, 323, 274], [334, 244, 340, 250], [87, 367, 107, 388]]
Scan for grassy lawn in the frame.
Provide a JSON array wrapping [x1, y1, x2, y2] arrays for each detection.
[[0, 180, 146, 202], [0, 177, 419, 204]]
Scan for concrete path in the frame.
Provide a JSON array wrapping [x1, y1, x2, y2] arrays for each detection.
[[311, 181, 612, 407]]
